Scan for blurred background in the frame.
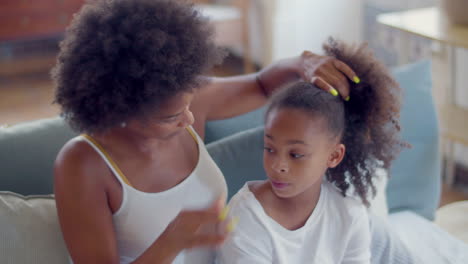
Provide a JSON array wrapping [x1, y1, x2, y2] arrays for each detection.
[[1, 0, 468, 210]]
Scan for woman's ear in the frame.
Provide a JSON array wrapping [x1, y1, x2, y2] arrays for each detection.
[[327, 143, 345, 168]]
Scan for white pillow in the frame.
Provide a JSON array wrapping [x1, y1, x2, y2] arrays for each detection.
[[0, 192, 69, 264]]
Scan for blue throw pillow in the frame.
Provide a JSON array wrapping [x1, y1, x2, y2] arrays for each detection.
[[206, 60, 440, 220], [387, 60, 441, 220]]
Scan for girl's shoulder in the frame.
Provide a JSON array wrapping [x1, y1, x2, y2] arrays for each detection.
[[227, 181, 263, 212], [226, 181, 273, 238], [322, 182, 368, 220]]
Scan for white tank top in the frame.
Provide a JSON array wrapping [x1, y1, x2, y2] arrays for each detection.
[[81, 127, 227, 264]]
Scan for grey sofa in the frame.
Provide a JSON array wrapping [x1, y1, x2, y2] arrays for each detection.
[[1, 60, 467, 263]]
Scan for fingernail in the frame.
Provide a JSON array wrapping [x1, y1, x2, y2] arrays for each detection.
[[345, 96, 350, 101], [353, 76, 360, 84], [330, 88, 339, 97], [227, 217, 240, 232], [219, 206, 230, 221]]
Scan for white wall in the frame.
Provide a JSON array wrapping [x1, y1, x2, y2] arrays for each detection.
[[270, 0, 364, 61], [240, 0, 364, 66]]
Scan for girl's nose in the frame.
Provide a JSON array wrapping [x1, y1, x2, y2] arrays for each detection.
[[272, 158, 289, 173]]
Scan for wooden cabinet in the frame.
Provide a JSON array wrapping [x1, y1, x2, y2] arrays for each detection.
[[0, 0, 85, 41]]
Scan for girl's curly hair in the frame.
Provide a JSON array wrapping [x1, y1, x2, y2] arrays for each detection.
[[52, 0, 225, 133], [267, 38, 407, 206]]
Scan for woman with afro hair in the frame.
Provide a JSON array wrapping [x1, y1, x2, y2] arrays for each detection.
[[52, 1, 405, 263]]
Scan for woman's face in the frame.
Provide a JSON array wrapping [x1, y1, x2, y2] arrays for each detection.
[[263, 107, 345, 199], [128, 92, 195, 140]]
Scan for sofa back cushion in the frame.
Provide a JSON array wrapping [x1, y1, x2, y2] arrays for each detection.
[[0, 117, 77, 195], [205, 107, 266, 144]]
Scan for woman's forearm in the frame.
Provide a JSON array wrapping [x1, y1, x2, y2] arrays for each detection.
[[201, 74, 268, 121]]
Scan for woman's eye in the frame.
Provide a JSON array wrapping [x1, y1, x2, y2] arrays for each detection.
[[161, 117, 177, 123], [290, 153, 304, 159]]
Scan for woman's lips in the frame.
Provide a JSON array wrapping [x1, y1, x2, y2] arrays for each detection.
[[271, 180, 290, 189]]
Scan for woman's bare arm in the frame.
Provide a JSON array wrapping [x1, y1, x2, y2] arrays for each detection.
[[190, 52, 358, 138], [54, 139, 121, 264]]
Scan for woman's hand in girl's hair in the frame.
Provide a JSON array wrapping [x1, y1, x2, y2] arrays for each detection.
[[257, 51, 359, 100], [160, 197, 231, 252]]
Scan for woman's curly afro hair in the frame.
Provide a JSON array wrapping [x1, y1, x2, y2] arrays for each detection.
[[52, 0, 225, 133], [267, 38, 408, 206]]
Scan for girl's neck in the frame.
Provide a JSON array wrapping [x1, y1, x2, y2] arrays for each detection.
[[253, 180, 322, 231]]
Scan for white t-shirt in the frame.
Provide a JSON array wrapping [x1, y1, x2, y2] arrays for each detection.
[[216, 181, 371, 264]]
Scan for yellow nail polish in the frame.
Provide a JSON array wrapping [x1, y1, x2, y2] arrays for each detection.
[[227, 217, 240, 232], [330, 88, 338, 97], [345, 96, 350, 102], [353, 76, 360, 84], [219, 206, 230, 221]]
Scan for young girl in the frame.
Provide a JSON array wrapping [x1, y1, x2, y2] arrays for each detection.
[[216, 39, 406, 263]]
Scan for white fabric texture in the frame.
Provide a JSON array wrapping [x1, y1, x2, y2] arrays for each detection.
[[367, 168, 389, 219], [0, 192, 69, 264], [389, 211, 468, 264], [216, 181, 371, 264], [81, 128, 227, 264], [368, 212, 418, 264]]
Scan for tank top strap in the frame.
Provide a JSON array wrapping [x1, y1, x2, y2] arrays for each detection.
[[81, 134, 133, 187], [186, 126, 198, 143], [81, 127, 198, 188]]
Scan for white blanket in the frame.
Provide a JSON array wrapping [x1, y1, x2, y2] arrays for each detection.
[[389, 211, 468, 264]]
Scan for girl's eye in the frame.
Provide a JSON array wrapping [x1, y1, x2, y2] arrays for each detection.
[[290, 153, 304, 159], [263, 147, 274, 153]]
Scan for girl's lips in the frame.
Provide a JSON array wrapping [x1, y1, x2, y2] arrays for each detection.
[[271, 180, 290, 189]]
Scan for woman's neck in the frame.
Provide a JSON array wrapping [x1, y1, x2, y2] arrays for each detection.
[[92, 128, 183, 160]]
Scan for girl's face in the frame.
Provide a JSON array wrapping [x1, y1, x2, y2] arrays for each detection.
[[127, 92, 195, 140], [263, 107, 345, 199]]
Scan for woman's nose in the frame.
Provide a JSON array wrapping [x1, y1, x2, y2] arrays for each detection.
[[178, 107, 194, 127]]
